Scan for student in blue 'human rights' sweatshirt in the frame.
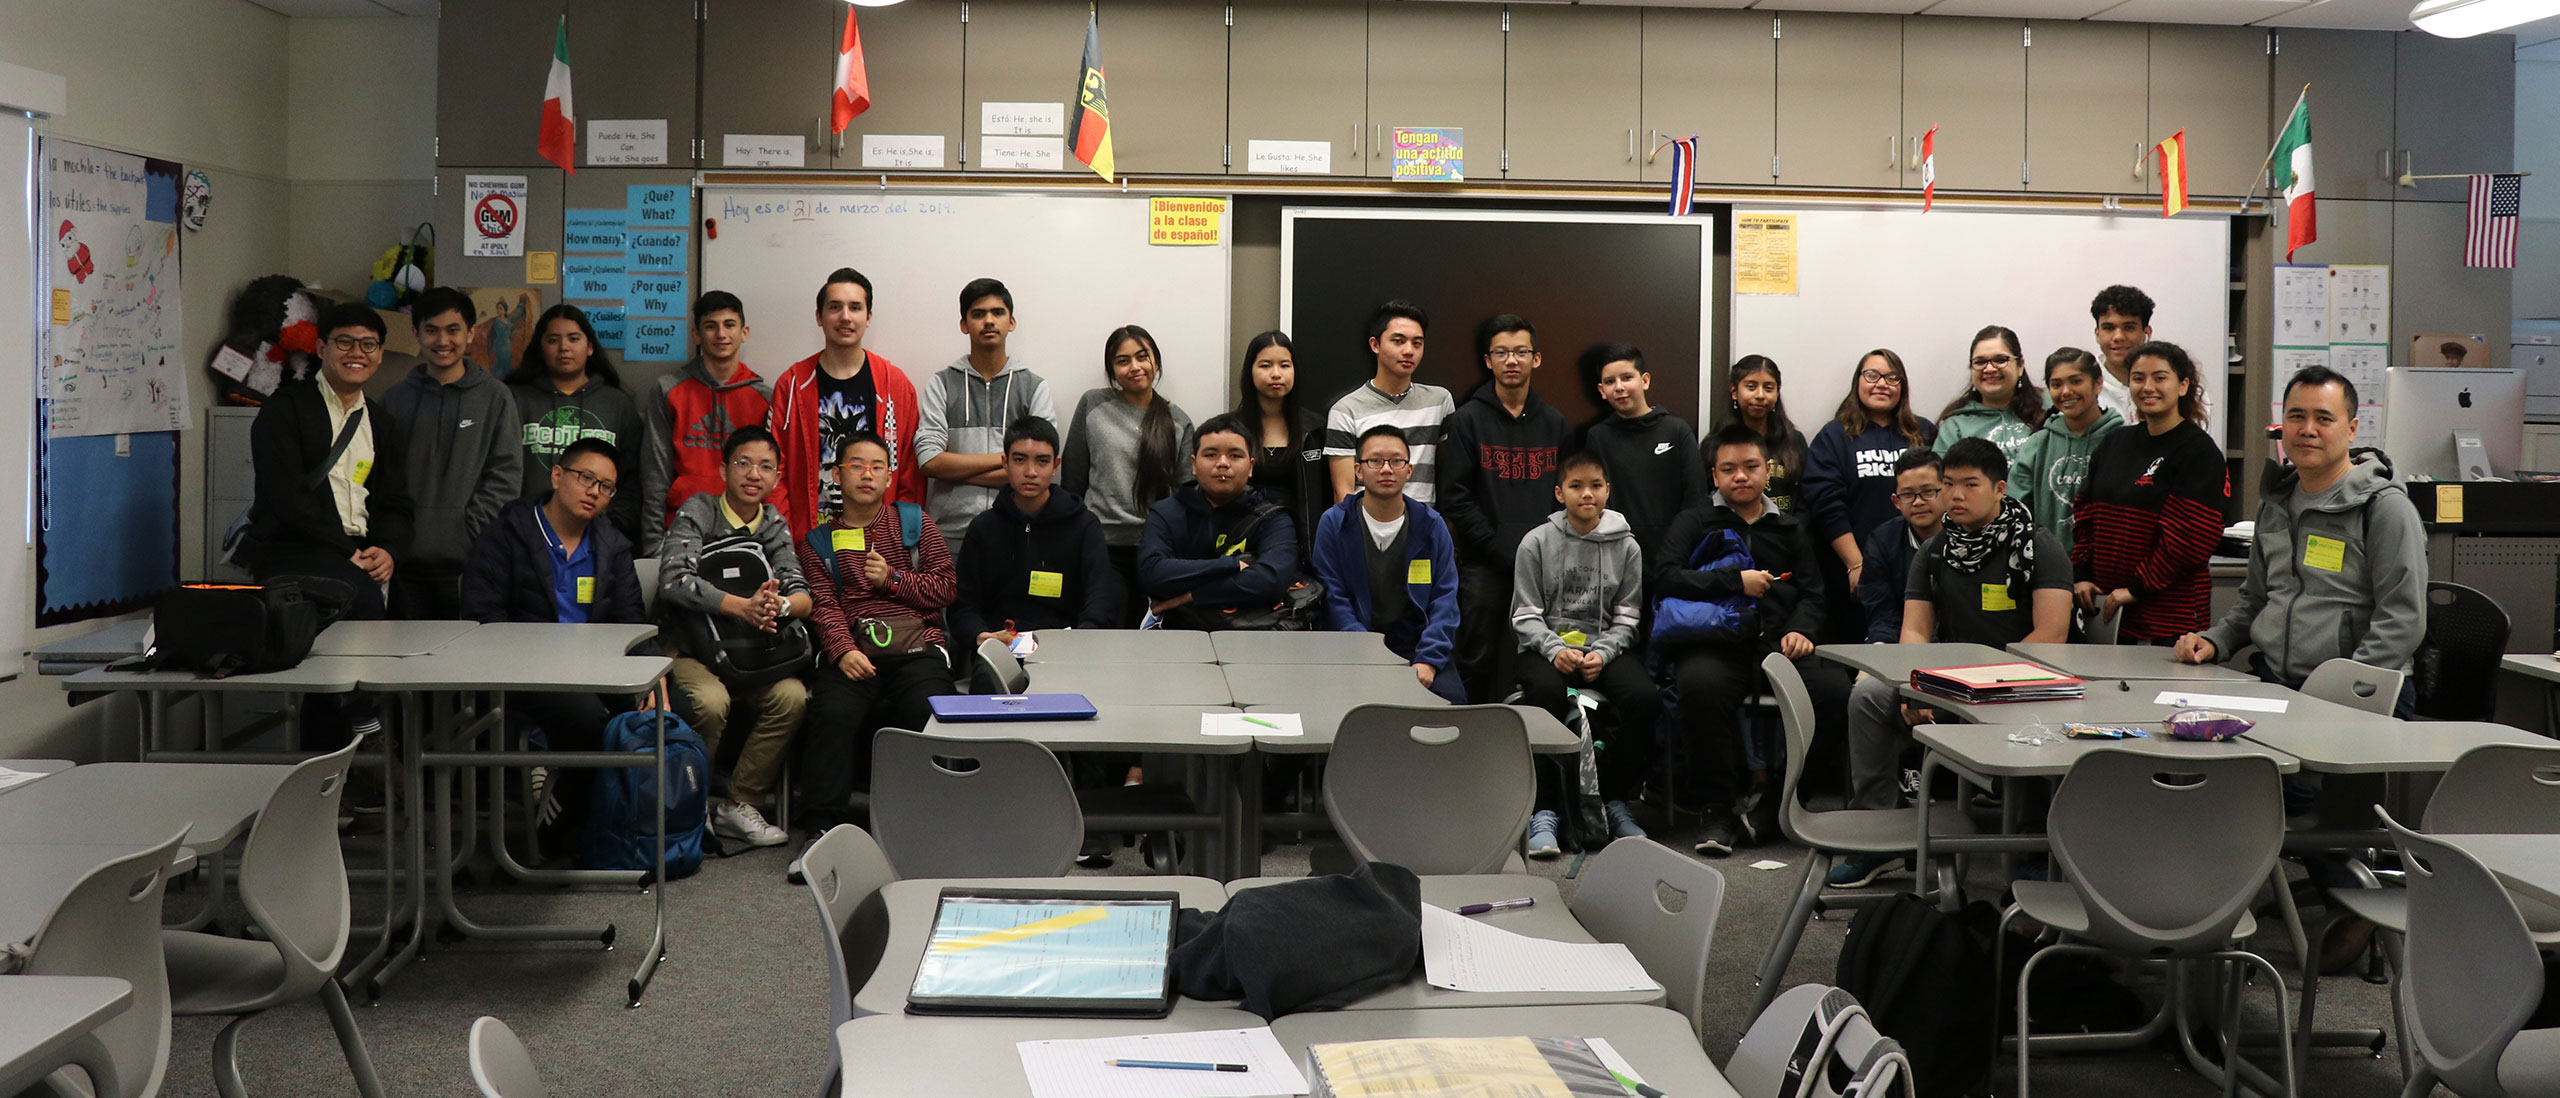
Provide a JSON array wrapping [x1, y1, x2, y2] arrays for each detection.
[[1313, 424, 1464, 703]]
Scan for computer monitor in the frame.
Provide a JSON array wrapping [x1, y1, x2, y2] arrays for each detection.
[[2382, 367, 2524, 480]]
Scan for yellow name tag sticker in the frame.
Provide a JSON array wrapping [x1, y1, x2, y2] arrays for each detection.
[[350, 459, 372, 486], [1980, 583, 2017, 612], [2303, 534, 2348, 572], [832, 528, 867, 553], [1407, 559, 1432, 585], [1558, 630, 1589, 648], [1028, 570, 1064, 598], [575, 576, 595, 604]]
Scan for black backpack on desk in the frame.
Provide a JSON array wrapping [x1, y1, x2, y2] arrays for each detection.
[[674, 532, 814, 688], [143, 578, 347, 677]]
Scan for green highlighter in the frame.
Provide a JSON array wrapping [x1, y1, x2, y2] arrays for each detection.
[[1610, 1069, 1669, 1098]]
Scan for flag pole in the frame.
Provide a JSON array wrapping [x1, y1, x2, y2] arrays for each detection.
[[2239, 84, 2309, 215]]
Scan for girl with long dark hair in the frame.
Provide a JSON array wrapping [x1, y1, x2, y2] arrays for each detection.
[[509, 303, 643, 541], [2069, 340, 2228, 642], [1064, 324, 1193, 625], [1802, 348, 1936, 615], [1935, 325, 2046, 461], [1715, 355, 1809, 513], [1232, 329, 1327, 563]]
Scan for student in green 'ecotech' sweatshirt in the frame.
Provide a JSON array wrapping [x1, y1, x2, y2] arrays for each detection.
[[2008, 347, 2123, 559], [1934, 324, 2046, 463]]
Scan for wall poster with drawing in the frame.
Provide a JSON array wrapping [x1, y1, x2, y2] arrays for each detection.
[[40, 137, 187, 437]]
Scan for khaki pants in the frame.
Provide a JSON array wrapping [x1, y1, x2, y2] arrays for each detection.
[[669, 655, 810, 807]]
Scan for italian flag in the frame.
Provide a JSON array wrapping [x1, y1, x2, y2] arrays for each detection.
[[2272, 93, 2315, 260], [537, 17, 576, 173]]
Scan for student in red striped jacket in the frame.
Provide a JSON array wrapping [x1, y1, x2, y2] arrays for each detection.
[[2067, 341, 2231, 643]]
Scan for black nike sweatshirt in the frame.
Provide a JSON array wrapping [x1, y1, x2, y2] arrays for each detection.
[[1579, 408, 1710, 571]]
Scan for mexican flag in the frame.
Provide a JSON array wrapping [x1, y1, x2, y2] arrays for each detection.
[[2272, 94, 2315, 260], [538, 17, 576, 173]]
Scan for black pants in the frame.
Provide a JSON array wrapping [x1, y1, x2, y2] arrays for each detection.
[[795, 646, 958, 831], [1455, 563, 1516, 707], [389, 566, 464, 620], [1516, 647, 1661, 805], [255, 544, 386, 750], [1106, 544, 1145, 628], [507, 690, 617, 840], [1671, 644, 1851, 809]]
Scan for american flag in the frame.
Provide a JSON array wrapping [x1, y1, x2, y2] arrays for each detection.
[[2465, 173, 2522, 269]]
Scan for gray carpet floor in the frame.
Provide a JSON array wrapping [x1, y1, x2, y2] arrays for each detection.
[[145, 806, 2435, 1097]]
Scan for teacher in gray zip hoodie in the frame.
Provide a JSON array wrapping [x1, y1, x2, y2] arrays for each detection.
[[2178, 365, 2426, 714], [381, 287, 521, 620], [914, 278, 1057, 553]]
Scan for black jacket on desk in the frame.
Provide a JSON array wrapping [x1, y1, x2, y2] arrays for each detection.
[[458, 496, 646, 625], [1438, 384, 1569, 570], [245, 378, 415, 567], [1578, 409, 1709, 570], [1650, 501, 1827, 648], [952, 489, 1119, 641]]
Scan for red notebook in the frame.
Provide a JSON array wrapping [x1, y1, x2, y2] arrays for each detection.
[[1909, 662, 2085, 704]]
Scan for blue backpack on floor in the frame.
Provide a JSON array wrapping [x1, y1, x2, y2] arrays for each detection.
[[577, 709, 709, 880]]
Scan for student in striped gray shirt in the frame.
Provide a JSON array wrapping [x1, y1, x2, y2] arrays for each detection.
[[1324, 300, 1456, 507]]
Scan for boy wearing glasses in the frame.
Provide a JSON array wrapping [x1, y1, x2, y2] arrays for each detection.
[[792, 431, 959, 861], [1439, 313, 1570, 712], [1313, 425, 1466, 702], [639, 291, 773, 557], [381, 287, 520, 620], [1858, 449, 1949, 643], [654, 425, 811, 849]]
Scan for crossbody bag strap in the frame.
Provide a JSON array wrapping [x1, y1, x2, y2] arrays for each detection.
[[306, 405, 365, 492]]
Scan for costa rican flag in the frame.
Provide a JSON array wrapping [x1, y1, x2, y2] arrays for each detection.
[[1660, 135, 1698, 217], [2466, 173, 2522, 269]]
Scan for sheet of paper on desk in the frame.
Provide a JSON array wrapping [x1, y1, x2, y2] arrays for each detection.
[[2153, 691, 2290, 714], [1420, 904, 1660, 993], [1202, 712, 1304, 737], [1016, 1027, 1308, 1098], [0, 766, 44, 791]]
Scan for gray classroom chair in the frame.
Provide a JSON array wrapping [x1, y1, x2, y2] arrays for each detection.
[[1322, 703, 1534, 875], [2005, 749, 2295, 1098], [1566, 836, 1726, 1039], [1727, 984, 1912, 1098], [634, 556, 661, 618], [2383, 809, 2560, 1098], [802, 823, 898, 1098], [869, 727, 1080, 878], [974, 636, 1029, 694], [19, 828, 191, 1098], [1748, 652, 1974, 1021], [2301, 657, 2406, 716], [468, 1016, 549, 1098], [162, 739, 383, 1098]]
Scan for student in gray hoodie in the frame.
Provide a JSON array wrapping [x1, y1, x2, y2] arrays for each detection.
[[510, 304, 646, 545], [2179, 365, 2426, 707], [914, 278, 1056, 551], [381, 287, 521, 619], [2007, 348, 2124, 559], [1510, 452, 1658, 856]]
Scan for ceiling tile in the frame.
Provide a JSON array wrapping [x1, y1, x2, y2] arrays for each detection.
[[244, 0, 428, 15], [1748, 0, 1939, 13], [2255, 0, 2420, 28], [1918, 0, 2119, 17], [2093, 0, 2315, 23]]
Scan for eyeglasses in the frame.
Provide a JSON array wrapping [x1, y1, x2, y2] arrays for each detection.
[[1486, 350, 1536, 364], [1858, 370, 1902, 387], [561, 467, 617, 496], [1356, 458, 1412, 471], [1895, 486, 1943, 503], [727, 458, 779, 475], [1971, 354, 2017, 369], [329, 336, 384, 355]]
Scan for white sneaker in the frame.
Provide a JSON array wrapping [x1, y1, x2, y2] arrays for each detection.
[[712, 800, 788, 847]]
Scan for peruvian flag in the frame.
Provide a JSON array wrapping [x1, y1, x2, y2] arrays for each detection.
[[833, 6, 871, 134], [1920, 125, 1937, 211], [2271, 93, 2315, 260], [537, 16, 575, 173]]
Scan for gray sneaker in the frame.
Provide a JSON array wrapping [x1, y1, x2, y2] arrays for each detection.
[[1606, 801, 1647, 840], [1525, 810, 1563, 859]]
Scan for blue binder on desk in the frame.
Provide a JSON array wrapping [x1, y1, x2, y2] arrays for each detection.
[[929, 693, 1100, 722]]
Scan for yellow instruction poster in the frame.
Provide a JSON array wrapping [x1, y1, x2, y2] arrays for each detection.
[[1735, 213, 1798, 296]]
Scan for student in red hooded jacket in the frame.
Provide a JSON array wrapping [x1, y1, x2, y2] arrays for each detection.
[[639, 290, 771, 555], [768, 267, 925, 534]]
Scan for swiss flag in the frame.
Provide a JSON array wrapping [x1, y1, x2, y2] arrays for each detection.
[[833, 8, 871, 134]]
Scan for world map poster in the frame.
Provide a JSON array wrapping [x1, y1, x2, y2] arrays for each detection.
[[42, 137, 186, 437]]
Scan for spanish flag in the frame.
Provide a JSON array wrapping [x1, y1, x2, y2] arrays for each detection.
[[2155, 129, 2189, 218], [1068, 10, 1114, 182]]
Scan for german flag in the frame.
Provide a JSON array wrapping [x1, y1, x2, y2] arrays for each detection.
[[1068, 10, 1115, 182], [2155, 129, 2189, 218]]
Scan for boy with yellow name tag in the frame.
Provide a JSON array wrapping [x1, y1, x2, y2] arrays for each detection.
[[951, 417, 1117, 656], [1312, 425, 1465, 703]]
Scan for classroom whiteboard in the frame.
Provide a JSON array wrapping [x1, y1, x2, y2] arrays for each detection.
[[699, 189, 1232, 425], [1730, 207, 2231, 447]]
